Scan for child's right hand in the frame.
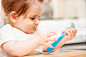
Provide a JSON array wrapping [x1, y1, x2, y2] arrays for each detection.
[[35, 31, 57, 48]]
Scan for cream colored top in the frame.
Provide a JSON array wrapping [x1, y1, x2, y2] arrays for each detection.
[[0, 24, 43, 57]]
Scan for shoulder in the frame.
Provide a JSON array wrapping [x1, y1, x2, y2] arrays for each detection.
[[0, 24, 13, 31], [0, 24, 14, 35], [0, 24, 17, 47]]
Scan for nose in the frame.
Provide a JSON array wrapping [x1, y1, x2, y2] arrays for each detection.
[[35, 19, 39, 26]]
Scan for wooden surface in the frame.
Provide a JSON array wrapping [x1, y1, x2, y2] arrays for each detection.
[[24, 50, 86, 57]]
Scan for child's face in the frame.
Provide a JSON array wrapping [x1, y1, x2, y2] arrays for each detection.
[[14, 3, 43, 34]]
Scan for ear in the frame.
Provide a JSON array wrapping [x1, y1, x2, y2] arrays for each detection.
[[10, 11, 17, 23]]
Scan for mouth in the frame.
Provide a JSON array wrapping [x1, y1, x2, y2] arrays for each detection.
[[27, 25, 37, 31], [31, 27, 37, 31], [34, 28, 37, 31], [33, 26, 37, 30]]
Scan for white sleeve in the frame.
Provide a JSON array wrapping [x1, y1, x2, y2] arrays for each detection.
[[0, 29, 17, 46]]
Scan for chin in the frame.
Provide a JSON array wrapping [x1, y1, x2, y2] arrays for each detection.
[[28, 30, 35, 34], [24, 31, 33, 34], [25, 29, 37, 34], [30, 30, 37, 34]]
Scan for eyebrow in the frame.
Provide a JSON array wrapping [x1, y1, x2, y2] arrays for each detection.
[[30, 15, 38, 16]]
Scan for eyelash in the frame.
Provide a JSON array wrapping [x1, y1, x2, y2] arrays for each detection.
[[30, 16, 40, 20], [31, 18, 35, 20]]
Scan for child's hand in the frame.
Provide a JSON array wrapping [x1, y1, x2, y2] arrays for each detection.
[[63, 28, 77, 42], [35, 31, 57, 48]]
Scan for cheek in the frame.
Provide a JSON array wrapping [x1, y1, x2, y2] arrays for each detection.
[[23, 18, 34, 31], [27, 24, 34, 30]]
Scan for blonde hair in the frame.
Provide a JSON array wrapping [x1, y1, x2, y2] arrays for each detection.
[[1, 0, 44, 24]]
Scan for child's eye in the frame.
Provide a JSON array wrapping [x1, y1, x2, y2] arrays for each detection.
[[31, 18, 35, 20]]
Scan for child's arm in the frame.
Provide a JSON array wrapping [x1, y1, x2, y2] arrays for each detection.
[[2, 38, 38, 56], [1, 31, 57, 56], [43, 28, 77, 52]]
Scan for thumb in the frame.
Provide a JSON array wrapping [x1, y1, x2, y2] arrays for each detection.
[[44, 43, 53, 48]]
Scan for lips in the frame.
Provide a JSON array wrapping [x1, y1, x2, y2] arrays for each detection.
[[33, 28, 37, 31], [30, 27, 37, 31], [27, 24, 37, 31]]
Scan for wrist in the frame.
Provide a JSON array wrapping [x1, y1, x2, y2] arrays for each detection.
[[62, 39, 67, 43], [34, 37, 39, 47]]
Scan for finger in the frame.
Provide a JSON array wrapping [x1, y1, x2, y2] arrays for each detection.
[[72, 28, 76, 36], [75, 28, 77, 34], [71, 28, 75, 33], [74, 28, 77, 36], [67, 29, 74, 36], [71, 28, 75, 36], [65, 30, 71, 37], [45, 31, 55, 33], [69, 28, 73, 35], [46, 38, 57, 41], [48, 31, 56, 33], [47, 33, 57, 37], [44, 43, 53, 48]]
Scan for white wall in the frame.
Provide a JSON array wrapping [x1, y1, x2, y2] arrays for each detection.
[[50, 0, 86, 19]]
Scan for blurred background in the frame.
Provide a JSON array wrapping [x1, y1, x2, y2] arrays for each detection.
[[0, 0, 86, 50], [38, 0, 86, 44], [40, 0, 86, 19]]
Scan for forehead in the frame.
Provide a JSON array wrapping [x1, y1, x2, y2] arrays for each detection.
[[26, 2, 43, 16]]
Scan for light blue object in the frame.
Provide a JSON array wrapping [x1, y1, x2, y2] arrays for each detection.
[[46, 23, 75, 52]]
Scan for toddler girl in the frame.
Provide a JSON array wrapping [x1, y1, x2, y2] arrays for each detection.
[[0, 0, 77, 57]]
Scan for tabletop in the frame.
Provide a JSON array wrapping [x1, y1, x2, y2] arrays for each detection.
[[24, 50, 86, 57]]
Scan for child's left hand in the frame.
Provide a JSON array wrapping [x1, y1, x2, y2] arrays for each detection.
[[63, 28, 77, 42]]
